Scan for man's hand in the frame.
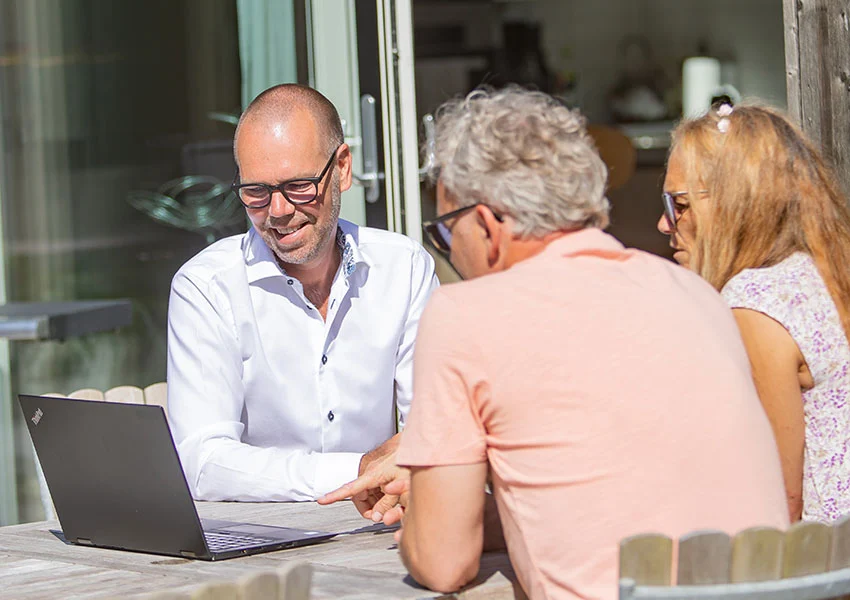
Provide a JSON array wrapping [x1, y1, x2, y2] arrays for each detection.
[[385, 478, 410, 536], [357, 433, 400, 475], [317, 434, 409, 524]]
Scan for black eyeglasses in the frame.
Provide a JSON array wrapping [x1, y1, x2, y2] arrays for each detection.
[[421, 203, 504, 258], [232, 145, 342, 209], [661, 189, 707, 232]]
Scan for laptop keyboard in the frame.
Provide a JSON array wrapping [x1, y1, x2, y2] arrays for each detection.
[[204, 530, 279, 552]]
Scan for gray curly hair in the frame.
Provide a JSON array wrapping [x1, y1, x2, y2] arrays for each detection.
[[429, 86, 610, 236]]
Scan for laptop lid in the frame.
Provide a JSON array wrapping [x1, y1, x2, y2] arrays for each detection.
[[20, 394, 211, 558]]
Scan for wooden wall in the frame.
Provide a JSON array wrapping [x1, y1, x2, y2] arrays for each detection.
[[784, 0, 850, 196]]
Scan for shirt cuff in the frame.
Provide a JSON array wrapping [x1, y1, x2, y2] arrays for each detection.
[[313, 452, 364, 498]]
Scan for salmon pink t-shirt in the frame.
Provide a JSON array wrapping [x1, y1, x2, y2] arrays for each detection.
[[396, 229, 788, 600]]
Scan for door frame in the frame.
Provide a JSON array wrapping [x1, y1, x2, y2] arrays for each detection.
[[375, 0, 422, 241], [307, 0, 423, 239]]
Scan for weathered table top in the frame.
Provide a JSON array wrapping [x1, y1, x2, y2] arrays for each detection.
[[0, 500, 524, 599]]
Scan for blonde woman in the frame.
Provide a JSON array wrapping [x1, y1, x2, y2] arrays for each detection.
[[657, 103, 850, 523]]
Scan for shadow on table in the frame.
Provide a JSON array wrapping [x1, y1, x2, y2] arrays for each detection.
[[49, 529, 72, 545], [400, 550, 528, 599], [340, 522, 399, 536]]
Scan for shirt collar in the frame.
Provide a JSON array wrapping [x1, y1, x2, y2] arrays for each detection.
[[336, 219, 373, 277], [538, 227, 626, 259], [243, 219, 371, 284]]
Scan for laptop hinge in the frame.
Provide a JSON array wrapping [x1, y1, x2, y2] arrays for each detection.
[[180, 550, 200, 558], [76, 538, 93, 545]]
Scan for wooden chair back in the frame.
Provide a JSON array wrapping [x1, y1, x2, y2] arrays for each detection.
[[619, 517, 850, 599], [137, 563, 312, 600], [587, 124, 637, 192], [63, 382, 168, 416]]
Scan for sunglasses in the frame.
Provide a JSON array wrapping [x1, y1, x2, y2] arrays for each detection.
[[661, 189, 707, 232], [421, 203, 504, 258]]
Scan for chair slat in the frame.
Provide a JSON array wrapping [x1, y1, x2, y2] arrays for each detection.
[[188, 580, 240, 600], [144, 381, 168, 416], [105, 385, 145, 404], [677, 530, 731, 585], [67, 388, 105, 400], [831, 515, 850, 571], [136, 590, 191, 600], [279, 562, 313, 600], [619, 533, 673, 586], [238, 570, 279, 600], [783, 520, 831, 578], [730, 527, 784, 583]]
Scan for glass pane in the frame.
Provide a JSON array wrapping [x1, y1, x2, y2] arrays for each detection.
[[0, 0, 250, 523], [411, 0, 786, 274]]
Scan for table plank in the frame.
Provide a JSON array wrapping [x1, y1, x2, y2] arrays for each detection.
[[0, 501, 519, 599], [0, 553, 196, 599]]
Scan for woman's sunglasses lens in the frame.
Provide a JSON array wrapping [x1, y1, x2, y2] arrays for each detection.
[[661, 193, 677, 231]]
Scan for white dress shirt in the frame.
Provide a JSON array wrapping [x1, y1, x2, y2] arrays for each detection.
[[167, 219, 438, 502]]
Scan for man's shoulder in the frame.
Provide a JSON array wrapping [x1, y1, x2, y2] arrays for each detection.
[[342, 221, 430, 261], [423, 277, 495, 319], [432, 241, 721, 308], [173, 232, 249, 286]]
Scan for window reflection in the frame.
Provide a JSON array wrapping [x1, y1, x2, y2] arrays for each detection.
[[0, 0, 243, 522]]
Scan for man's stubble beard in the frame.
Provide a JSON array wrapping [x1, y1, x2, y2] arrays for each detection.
[[265, 179, 342, 267]]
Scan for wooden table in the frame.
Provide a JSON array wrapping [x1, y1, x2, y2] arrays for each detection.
[[0, 501, 524, 599]]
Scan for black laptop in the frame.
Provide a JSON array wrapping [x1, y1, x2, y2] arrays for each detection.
[[19, 394, 336, 560]]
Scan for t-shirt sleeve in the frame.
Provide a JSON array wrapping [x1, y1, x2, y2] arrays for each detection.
[[721, 264, 816, 374], [722, 268, 795, 328], [396, 288, 488, 467]]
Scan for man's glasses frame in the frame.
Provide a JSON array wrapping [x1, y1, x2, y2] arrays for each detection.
[[421, 203, 504, 258], [232, 144, 342, 209]]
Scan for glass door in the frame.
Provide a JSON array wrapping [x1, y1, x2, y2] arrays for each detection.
[[306, 0, 424, 240], [0, 0, 247, 524]]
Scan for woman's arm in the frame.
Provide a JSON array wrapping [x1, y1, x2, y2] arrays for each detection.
[[732, 308, 807, 521]]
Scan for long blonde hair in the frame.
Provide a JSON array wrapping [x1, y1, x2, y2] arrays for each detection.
[[671, 103, 850, 341]]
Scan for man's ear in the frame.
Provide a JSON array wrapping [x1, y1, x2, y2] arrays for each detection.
[[337, 143, 353, 193], [476, 204, 506, 268]]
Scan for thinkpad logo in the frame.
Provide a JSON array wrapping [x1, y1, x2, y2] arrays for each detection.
[[31, 408, 43, 425]]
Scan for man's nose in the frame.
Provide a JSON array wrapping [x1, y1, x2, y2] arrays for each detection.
[[268, 190, 295, 218], [657, 213, 672, 235]]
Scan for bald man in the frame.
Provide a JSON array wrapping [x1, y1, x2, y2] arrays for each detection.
[[166, 84, 438, 502]]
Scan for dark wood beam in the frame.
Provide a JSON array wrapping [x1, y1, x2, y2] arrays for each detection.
[[784, 0, 850, 196]]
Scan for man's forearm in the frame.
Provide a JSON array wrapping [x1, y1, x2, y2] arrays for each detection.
[[181, 434, 362, 501], [399, 508, 481, 593], [358, 432, 401, 476], [398, 466, 490, 593], [398, 490, 501, 590]]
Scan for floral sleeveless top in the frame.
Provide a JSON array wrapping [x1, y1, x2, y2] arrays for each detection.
[[722, 252, 850, 523]]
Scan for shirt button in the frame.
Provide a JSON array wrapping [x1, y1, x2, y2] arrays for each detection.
[[287, 279, 293, 285], [328, 411, 335, 422], [321, 354, 328, 365]]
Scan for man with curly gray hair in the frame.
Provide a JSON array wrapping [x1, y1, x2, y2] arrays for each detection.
[[388, 87, 788, 598], [434, 87, 609, 231], [420, 87, 610, 278]]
